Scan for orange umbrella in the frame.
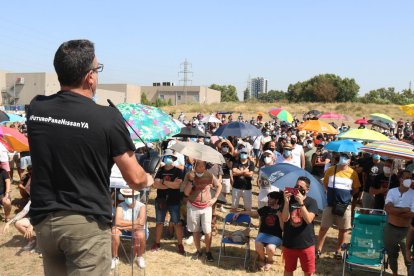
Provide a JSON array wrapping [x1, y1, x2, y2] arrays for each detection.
[[0, 126, 29, 152], [297, 120, 339, 135]]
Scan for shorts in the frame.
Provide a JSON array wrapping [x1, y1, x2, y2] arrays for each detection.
[[155, 201, 181, 224], [283, 245, 316, 273], [0, 161, 10, 172], [256, 232, 282, 247], [232, 188, 252, 210], [121, 229, 149, 240], [186, 202, 212, 233], [222, 178, 231, 194], [321, 206, 352, 230], [20, 156, 31, 170]]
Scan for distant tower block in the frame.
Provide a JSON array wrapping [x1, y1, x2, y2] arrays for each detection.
[[179, 59, 193, 104]]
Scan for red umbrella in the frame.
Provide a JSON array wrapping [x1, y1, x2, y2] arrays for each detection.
[[319, 112, 347, 120], [0, 126, 29, 152], [355, 118, 369, 124]]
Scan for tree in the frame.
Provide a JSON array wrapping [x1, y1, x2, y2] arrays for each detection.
[[257, 90, 286, 103], [209, 84, 239, 102], [243, 88, 250, 101], [286, 74, 360, 102], [141, 92, 150, 105]]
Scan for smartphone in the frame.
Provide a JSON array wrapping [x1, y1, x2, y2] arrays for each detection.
[[285, 187, 299, 195]]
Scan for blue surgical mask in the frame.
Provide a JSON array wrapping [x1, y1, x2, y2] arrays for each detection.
[[92, 95, 97, 103], [283, 150, 291, 158], [164, 157, 174, 165], [125, 198, 133, 205], [338, 156, 349, 165], [240, 153, 248, 159], [204, 138, 210, 143]]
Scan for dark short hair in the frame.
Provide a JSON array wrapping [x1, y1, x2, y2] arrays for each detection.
[[297, 176, 311, 188], [54, 39, 95, 87]]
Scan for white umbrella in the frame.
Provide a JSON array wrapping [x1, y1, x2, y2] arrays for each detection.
[[201, 115, 221, 124], [170, 141, 225, 164], [173, 119, 186, 128]]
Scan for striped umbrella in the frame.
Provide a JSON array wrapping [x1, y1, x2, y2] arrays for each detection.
[[268, 108, 293, 123], [360, 140, 414, 160]]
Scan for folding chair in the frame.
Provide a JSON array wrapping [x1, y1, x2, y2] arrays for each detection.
[[342, 208, 388, 276], [217, 213, 251, 269]]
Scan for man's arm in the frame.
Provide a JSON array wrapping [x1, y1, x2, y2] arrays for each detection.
[[163, 178, 182, 189], [114, 151, 153, 190], [406, 225, 414, 263], [300, 149, 305, 169], [384, 202, 411, 215], [282, 191, 291, 222], [153, 178, 168, 189]]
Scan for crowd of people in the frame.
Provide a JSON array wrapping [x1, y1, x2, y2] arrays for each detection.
[[1, 39, 414, 276]]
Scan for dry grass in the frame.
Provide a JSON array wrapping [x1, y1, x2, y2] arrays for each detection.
[[162, 102, 411, 128], [0, 172, 408, 276]]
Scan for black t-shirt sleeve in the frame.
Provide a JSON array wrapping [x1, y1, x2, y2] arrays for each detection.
[[306, 197, 319, 214], [248, 161, 255, 171], [108, 111, 135, 157], [257, 206, 266, 217], [1, 169, 10, 180], [155, 167, 163, 180]]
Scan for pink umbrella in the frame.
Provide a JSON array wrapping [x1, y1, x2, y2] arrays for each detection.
[[319, 112, 347, 120], [355, 118, 369, 124]]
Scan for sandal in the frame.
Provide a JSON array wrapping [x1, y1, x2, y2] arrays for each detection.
[[334, 251, 342, 260], [264, 260, 273, 271]]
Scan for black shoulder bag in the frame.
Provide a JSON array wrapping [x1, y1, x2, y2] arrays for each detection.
[[331, 165, 349, 217]]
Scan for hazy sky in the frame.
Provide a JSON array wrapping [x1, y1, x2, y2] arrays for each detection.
[[1, 1, 413, 99]]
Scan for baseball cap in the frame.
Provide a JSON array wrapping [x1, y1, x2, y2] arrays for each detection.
[[372, 154, 381, 160], [263, 150, 274, 155]]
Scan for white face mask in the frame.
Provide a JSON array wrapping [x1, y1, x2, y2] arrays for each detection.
[[383, 167, 391, 175], [264, 157, 272, 164], [196, 172, 204, 178], [403, 179, 412, 188], [222, 147, 229, 153]]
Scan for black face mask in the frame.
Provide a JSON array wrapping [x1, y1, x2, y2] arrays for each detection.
[[291, 140, 297, 145], [269, 148, 276, 151]]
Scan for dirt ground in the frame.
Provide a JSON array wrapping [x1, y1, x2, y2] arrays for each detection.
[[0, 172, 409, 276]]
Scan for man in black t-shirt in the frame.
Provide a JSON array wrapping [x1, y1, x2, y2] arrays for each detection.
[[282, 176, 318, 276], [362, 154, 383, 208], [370, 159, 399, 209], [27, 40, 151, 276], [231, 148, 255, 212], [152, 149, 184, 254]]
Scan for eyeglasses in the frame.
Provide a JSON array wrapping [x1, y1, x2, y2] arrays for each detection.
[[90, 63, 104, 73]]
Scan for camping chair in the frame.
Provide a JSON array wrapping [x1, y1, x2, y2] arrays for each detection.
[[217, 213, 251, 269], [341, 208, 388, 276], [116, 227, 149, 265]]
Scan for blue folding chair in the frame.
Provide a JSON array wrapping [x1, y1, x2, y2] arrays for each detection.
[[217, 213, 251, 268]]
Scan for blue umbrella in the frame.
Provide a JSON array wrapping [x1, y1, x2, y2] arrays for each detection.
[[260, 163, 327, 209], [324, 139, 364, 153], [4, 113, 25, 123], [213, 121, 261, 138]]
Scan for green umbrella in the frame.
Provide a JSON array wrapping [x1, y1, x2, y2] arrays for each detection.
[[116, 103, 181, 142]]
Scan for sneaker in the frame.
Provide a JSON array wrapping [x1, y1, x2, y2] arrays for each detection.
[[316, 249, 321, 259], [177, 244, 185, 255], [136, 256, 146, 268], [111, 257, 119, 270], [23, 240, 36, 251], [151, 243, 161, 252], [185, 236, 193, 245], [192, 251, 203, 260], [206, 251, 214, 262]]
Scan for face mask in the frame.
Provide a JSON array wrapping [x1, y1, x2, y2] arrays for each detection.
[[240, 153, 248, 160], [283, 150, 291, 158], [264, 157, 272, 164], [307, 144, 313, 150], [269, 148, 275, 151], [196, 172, 204, 178], [383, 167, 391, 175], [403, 179, 412, 188], [291, 140, 297, 145], [265, 132, 270, 136], [92, 95, 97, 103], [222, 147, 229, 153], [164, 157, 174, 165], [338, 156, 349, 165], [125, 197, 133, 205], [204, 138, 210, 143]]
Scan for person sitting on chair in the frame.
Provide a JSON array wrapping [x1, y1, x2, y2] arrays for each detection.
[[111, 188, 146, 269], [233, 191, 284, 271]]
